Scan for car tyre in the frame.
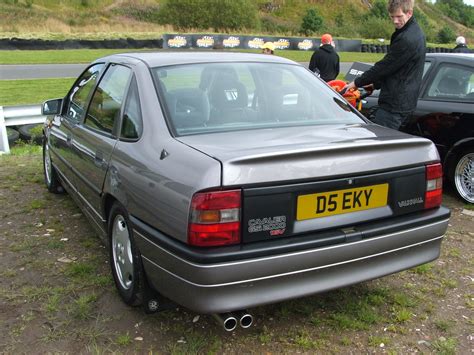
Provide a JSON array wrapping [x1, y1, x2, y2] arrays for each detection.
[[451, 148, 474, 204], [109, 202, 143, 306], [7, 127, 20, 146], [43, 139, 64, 194]]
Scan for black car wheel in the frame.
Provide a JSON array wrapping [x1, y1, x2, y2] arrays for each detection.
[[452, 149, 474, 204], [109, 202, 143, 306], [43, 139, 64, 194]]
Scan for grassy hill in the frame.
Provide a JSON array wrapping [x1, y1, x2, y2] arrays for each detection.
[[0, 0, 472, 44]]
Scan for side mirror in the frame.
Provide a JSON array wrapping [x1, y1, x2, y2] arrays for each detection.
[[42, 98, 63, 115]]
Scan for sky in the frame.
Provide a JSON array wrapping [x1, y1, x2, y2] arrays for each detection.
[[427, 0, 474, 4]]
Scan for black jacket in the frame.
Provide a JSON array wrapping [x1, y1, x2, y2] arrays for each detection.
[[309, 44, 340, 82], [452, 44, 471, 53], [355, 17, 426, 114]]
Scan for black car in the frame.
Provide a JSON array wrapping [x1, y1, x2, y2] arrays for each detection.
[[362, 53, 474, 204]]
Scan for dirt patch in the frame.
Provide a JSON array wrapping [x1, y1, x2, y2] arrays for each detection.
[[1, 148, 472, 353]]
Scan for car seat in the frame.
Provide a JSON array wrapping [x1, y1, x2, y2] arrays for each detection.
[[207, 73, 249, 124], [167, 88, 210, 129], [438, 77, 463, 96]]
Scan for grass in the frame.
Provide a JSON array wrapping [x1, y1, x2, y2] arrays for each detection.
[[71, 293, 98, 320], [432, 337, 457, 355], [0, 78, 75, 106], [0, 48, 385, 65], [116, 332, 132, 346]]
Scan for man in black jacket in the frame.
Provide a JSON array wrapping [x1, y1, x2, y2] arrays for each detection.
[[309, 33, 340, 82], [346, 0, 425, 130], [453, 36, 471, 53]]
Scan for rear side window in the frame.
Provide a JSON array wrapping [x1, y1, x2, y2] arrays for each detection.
[[65, 63, 104, 122], [425, 64, 474, 101], [121, 76, 142, 140], [85, 64, 131, 134]]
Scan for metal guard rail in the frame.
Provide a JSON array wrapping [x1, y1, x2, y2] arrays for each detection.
[[0, 104, 44, 154]]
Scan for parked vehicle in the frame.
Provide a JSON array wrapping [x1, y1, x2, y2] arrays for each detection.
[[42, 52, 450, 330], [362, 53, 474, 204]]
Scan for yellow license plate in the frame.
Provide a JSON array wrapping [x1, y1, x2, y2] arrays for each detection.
[[297, 183, 389, 221]]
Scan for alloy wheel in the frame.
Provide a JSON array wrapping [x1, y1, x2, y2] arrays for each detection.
[[454, 152, 474, 203], [112, 215, 134, 290]]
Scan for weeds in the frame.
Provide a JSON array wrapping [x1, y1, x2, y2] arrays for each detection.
[[115, 332, 132, 346], [71, 293, 98, 320], [432, 337, 457, 354]]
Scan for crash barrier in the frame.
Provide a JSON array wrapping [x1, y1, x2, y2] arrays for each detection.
[[0, 35, 362, 52], [0, 104, 44, 154], [1, 35, 455, 53], [162, 34, 362, 52], [0, 38, 164, 50]]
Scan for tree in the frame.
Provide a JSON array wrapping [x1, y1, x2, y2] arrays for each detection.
[[437, 26, 456, 44], [300, 8, 324, 36]]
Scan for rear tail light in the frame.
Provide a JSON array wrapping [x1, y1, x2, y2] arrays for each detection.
[[425, 163, 443, 209], [188, 189, 241, 247]]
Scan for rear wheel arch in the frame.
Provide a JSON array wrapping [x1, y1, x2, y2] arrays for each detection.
[[444, 138, 474, 182], [102, 193, 118, 224]]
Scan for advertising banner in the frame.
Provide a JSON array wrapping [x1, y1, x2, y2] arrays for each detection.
[[163, 34, 192, 49], [242, 36, 266, 50], [291, 38, 318, 51], [192, 34, 218, 49], [221, 35, 242, 49]]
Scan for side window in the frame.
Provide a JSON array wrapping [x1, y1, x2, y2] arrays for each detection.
[[65, 63, 104, 122], [121, 76, 143, 140], [425, 64, 474, 100], [85, 64, 131, 134], [422, 61, 432, 78]]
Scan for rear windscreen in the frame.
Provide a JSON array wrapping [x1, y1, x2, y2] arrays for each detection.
[[152, 62, 365, 136]]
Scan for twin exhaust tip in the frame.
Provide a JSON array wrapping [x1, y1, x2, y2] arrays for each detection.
[[212, 310, 253, 331]]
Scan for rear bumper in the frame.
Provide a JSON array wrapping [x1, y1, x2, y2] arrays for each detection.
[[134, 207, 450, 313]]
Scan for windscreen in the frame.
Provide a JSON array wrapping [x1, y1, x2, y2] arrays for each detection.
[[152, 62, 365, 136]]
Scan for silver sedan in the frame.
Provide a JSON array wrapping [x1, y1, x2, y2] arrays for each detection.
[[42, 52, 450, 331]]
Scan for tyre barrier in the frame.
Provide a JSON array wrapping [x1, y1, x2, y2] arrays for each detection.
[[7, 127, 20, 146], [18, 124, 43, 145], [361, 44, 452, 54]]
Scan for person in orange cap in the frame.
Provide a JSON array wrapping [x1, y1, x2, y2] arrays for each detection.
[[309, 33, 340, 82]]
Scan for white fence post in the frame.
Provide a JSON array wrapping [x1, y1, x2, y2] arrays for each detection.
[[0, 106, 10, 154]]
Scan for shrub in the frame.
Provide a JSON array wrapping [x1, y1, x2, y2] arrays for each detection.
[[359, 16, 392, 40], [300, 8, 324, 36], [367, 0, 389, 20], [158, 0, 259, 31], [437, 26, 456, 44]]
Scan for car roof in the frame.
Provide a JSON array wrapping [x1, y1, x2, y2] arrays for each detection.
[[98, 51, 298, 67], [426, 52, 474, 63]]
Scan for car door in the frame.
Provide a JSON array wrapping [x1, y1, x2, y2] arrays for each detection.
[[69, 63, 132, 218], [49, 63, 105, 188], [404, 62, 474, 160]]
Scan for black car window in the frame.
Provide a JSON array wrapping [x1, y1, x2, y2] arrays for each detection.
[[426, 64, 474, 101], [120, 76, 143, 140], [85, 64, 131, 134], [65, 63, 104, 123]]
